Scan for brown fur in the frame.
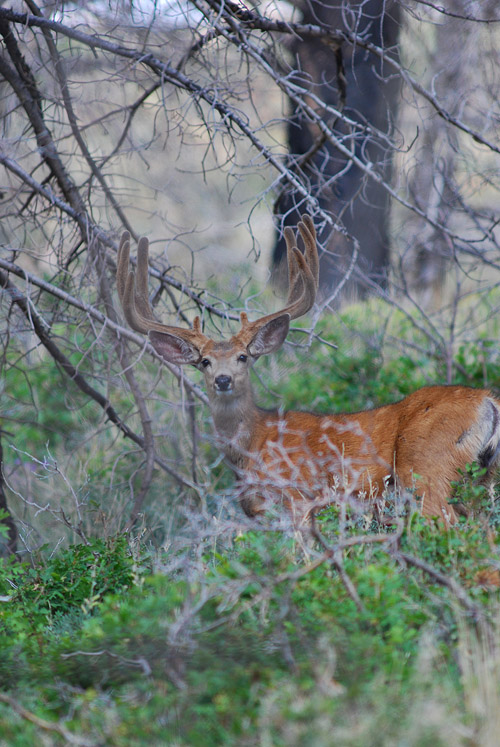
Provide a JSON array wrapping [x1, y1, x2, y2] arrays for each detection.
[[117, 222, 500, 526], [237, 386, 500, 524]]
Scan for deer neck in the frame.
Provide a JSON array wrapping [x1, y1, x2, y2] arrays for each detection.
[[208, 388, 258, 468]]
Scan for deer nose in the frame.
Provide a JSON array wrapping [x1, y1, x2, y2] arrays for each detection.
[[215, 375, 232, 392]]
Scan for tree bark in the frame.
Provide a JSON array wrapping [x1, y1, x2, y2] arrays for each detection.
[[273, 0, 401, 300], [0, 428, 18, 558]]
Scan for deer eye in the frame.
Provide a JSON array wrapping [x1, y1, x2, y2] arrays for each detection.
[[201, 358, 211, 368], [238, 354, 248, 363]]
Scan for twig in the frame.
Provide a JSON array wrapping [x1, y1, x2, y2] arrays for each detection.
[[0, 692, 95, 747], [0, 270, 197, 492], [392, 550, 484, 621], [60, 649, 152, 675]]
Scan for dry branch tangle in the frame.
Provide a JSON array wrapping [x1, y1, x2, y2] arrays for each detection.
[[1, 0, 499, 537], [1, 4, 496, 248]]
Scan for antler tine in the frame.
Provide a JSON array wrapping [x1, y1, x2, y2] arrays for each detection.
[[299, 214, 319, 291], [122, 269, 154, 334], [236, 214, 319, 343], [284, 226, 303, 304], [277, 214, 319, 318], [134, 236, 157, 322], [282, 215, 319, 318], [116, 231, 208, 348], [116, 231, 131, 305], [283, 217, 319, 316]]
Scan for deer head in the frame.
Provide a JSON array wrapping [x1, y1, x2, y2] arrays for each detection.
[[116, 216, 319, 404]]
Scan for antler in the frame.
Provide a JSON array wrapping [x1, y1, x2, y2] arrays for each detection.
[[116, 231, 208, 351], [235, 214, 319, 345], [117, 215, 318, 355]]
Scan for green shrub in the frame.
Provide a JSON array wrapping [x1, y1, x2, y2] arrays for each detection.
[[3, 298, 500, 744]]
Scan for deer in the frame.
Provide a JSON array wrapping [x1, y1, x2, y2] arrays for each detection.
[[116, 215, 500, 525]]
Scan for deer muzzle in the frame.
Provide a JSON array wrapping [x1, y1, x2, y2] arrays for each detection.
[[215, 374, 233, 393]]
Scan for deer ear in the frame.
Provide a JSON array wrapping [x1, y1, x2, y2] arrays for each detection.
[[149, 330, 201, 365], [247, 314, 290, 357]]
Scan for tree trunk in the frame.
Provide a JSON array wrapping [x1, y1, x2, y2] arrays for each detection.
[[273, 0, 401, 300], [0, 428, 18, 558]]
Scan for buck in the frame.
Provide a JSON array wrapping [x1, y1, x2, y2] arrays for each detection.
[[117, 216, 500, 525]]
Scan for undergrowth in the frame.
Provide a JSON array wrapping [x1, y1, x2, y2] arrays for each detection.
[[2, 301, 500, 744], [1, 507, 500, 745]]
